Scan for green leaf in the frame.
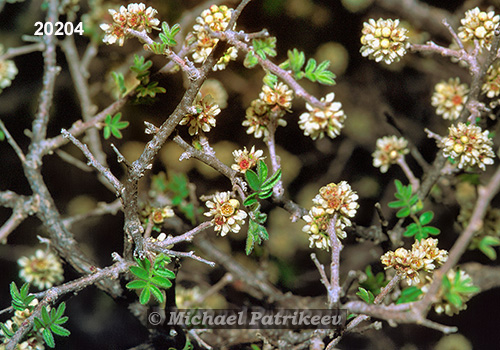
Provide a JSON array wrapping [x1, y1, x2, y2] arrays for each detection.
[[126, 280, 148, 290], [0, 130, 5, 141], [396, 286, 423, 304], [356, 287, 375, 304], [111, 71, 127, 96], [151, 276, 173, 289], [403, 223, 419, 237], [53, 316, 68, 325], [396, 207, 410, 218], [261, 169, 282, 191], [257, 159, 268, 183], [244, 193, 259, 206], [252, 37, 277, 60], [154, 268, 176, 279], [160, 22, 181, 47], [245, 169, 261, 191], [479, 236, 500, 260], [42, 328, 55, 348], [130, 266, 150, 280], [42, 306, 51, 325], [244, 51, 259, 68], [136, 256, 151, 271], [149, 285, 165, 303], [103, 113, 128, 139], [139, 286, 152, 305], [445, 292, 463, 308], [421, 226, 440, 235], [0, 322, 14, 338], [419, 211, 434, 225], [263, 72, 278, 88], [257, 189, 273, 199], [285, 48, 305, 75], [50, 324, 70, 337], [246, 219, 269, 255]]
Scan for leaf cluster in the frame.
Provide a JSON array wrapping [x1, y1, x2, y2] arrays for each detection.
[[356, 287, 375, 304], [244, 37, 277, 68], [10, 282, 36, 312], [33, 303, 71, 348], [242, 160, 281, 255], [131, 55, 166, 100], [103, 112, 129, 139], [126, 254, 175, 305], [359, 266, 388, 296], [388, 180, 440, 240], [280, 48, 336, 86], [477, 235, 500, 260], [442, 269, 479, 309]]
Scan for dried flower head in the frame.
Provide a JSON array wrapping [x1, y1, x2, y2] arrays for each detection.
[[100, 3, 160, 46], [0, 53, 18, 93], [372, 136, 410, 173], [360, 18, 409, 64], [381, 238, 448, 285], [482, 63, 500, 99], [298, 92, 346, 140], [259, 82, 294, 111], [18, 249, 64, 290], [180, 94, 221, 136], [302, 181, 359, 249], [204, 191, 247, 236], [442, 123, 495, 170], [231, 146, 265, 173], [243, 99, 287, 139], [431, 78, 469, 121], [192, 5, 237, 70], [458, 7, 500, 52]]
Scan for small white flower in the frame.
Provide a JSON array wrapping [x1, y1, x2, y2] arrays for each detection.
[[18, 249, 64, 290], [431, 78, 469, 120], [298, 92, 346, 140], [458, 7, 500, 52], [204, 192, 247, 236], [231, 146, 265, 173], [360, 18, 409, 64], [372, 136, 409, 173]]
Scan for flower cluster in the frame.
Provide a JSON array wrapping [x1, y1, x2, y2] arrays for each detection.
[[204, 192, 247, 235], [482, 63, 500, 99], [100, 3, 160, 46], [0, 47, 18, 94], [18, 249, 64, 290], [302, 181, 359, 250], [381, 238, 448, 285], [431, 78, 469, 121], [180, 94, 221, 136], [243, 99, 287, 140], [298, 92, 346, 140], [442, 123, 495, 170], [372, 136, 409, 173], [458, 7, 500, 52], [360, 18, 410, 64], [231, 146, 265, 173], [192, 5, 237, 71], [259, 82, 294, 112]]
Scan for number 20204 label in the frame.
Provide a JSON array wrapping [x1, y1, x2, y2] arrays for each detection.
[[34, 22, 84, 36]]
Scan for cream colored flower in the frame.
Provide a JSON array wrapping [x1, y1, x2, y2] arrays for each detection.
[[0, 56, 18, 93], [298, 92, 346, 140], [231, 146, 264, 173], [381, 238, 448, 285], [179, 94, 220, 135], [259, 82, 294, 111], [192, 5, 237, 70], [360, 18, 409, 64], [482, 63, 500, 98], [372, 136, 409, 173], [303, 182, 359, 249], [204, 192, 247, 236], [442, 122, 494, 170], [100, 3, 160, 46], [431, 78, 469, 120], [18, 250, 64, 290], [458, 7, 500, 52], [242, 99, 287, 139]]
